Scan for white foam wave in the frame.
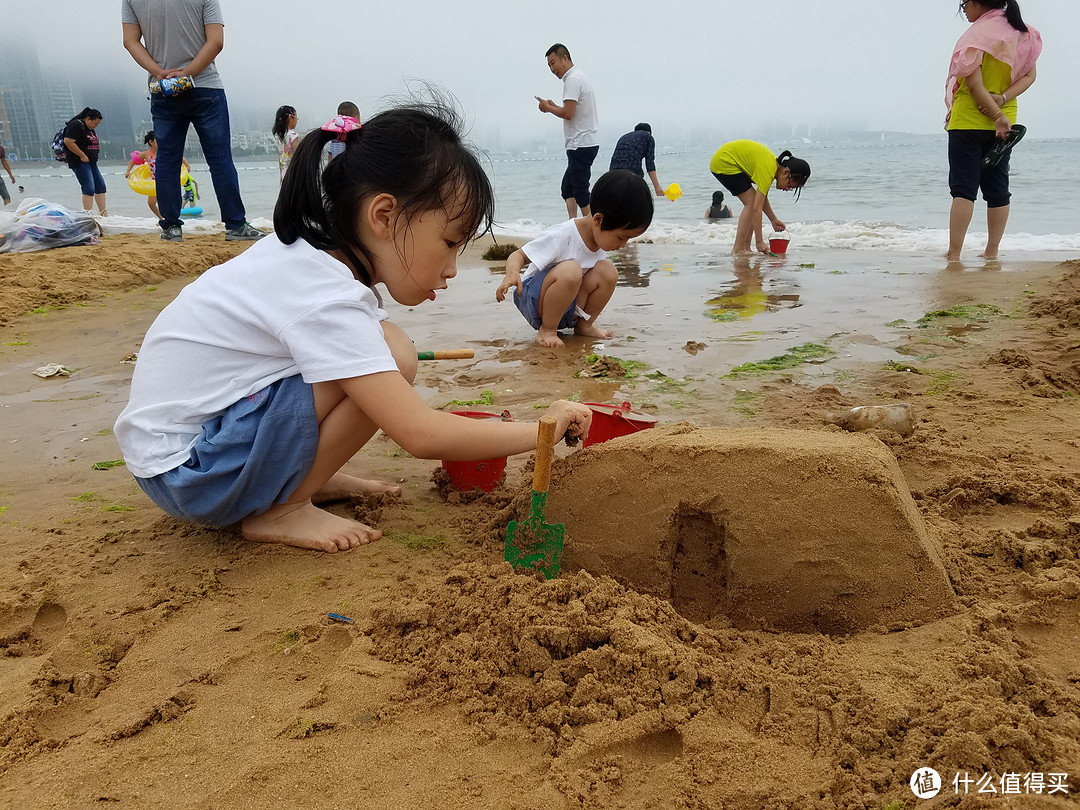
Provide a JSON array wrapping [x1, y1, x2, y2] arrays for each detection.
[[496, 218, 1080, 253], [96, 214, 275, 236]]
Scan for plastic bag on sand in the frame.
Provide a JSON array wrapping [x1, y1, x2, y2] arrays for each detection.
[[0, 198, 102, 254]]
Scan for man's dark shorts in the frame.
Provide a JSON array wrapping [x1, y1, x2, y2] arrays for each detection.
[[561, 145, 600, 208], [948, 129, 1011, 208]]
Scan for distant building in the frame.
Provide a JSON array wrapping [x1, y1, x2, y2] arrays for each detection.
[[1, 38, 274, 163], [0, 43, 52, 161]]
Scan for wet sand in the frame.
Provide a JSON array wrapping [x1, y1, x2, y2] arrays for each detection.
[[1, 234, 1079, 807]]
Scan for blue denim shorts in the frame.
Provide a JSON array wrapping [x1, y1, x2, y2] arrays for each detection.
[[72, 163, 107, 196], [513, 267, 578, 331], [135, 375, 319, 527]]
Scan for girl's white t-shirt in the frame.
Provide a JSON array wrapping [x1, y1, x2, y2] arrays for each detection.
[[114, 236, 399, 477], [520, 218, 607, 282]]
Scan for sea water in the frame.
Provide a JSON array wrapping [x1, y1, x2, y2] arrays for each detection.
[[5, 138, 1077, 383], [7, 138, 1079, 257]]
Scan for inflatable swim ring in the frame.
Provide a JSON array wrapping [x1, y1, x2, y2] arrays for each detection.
[[127, 163, 190, 197], [180, 206, 203, 217]]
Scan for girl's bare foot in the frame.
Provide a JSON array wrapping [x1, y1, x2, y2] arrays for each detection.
[[241, 500, 381, 553], [313, 472, 401, 504], [575, 322, 614, 339], [535, 328, 564, 348]]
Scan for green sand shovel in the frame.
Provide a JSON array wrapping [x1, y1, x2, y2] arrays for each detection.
[[505, 416, 564, 579]]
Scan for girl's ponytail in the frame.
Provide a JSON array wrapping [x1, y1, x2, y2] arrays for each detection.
[[1003, 0, 1028, 32], [274, 127, 374, 285], [274, 97, 495, 292], [74, 107, 101, 122], [777, 151, 811, 184], [272, 105, 295, 143]]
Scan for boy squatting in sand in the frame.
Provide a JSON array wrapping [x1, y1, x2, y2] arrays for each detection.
[[113, 101, 592, 553], [495, 169, 653, 348]]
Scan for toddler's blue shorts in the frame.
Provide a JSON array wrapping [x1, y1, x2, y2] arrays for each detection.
[[135, 374, 319, 527], [513, 266, 578, 331]]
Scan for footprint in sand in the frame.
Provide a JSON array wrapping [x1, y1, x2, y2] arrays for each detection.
[[29, 601, 68, 654]]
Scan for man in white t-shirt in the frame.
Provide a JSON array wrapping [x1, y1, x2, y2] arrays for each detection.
[[536, 43, 599, 219]]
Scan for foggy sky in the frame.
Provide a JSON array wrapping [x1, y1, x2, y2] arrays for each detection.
[[8, 0, 1079, 146]]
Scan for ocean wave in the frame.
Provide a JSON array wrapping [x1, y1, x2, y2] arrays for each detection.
[[495, 218, 1080, 253], [95, 214, 275, 236]]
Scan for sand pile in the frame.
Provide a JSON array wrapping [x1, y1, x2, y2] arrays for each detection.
[[547, 424, 956, 633], [0, 235, 247, 325], [367, 561, 1079, 807]]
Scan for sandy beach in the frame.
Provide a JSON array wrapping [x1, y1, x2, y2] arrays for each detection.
[[1, 234, 1079, 808]]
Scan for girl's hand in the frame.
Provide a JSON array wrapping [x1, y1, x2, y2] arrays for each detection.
[[756, 240, 769, 254], [771, 219, 786, 232], [546, 400, 592, 444], [495, 271, 522, 302], [994, 114, 1011, 139]]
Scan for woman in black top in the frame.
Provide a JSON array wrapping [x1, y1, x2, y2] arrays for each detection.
[[63, 107, 108, 216], [705, 190, 733, 219]]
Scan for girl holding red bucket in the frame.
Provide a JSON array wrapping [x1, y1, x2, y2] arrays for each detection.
[[709, 140, 810, 256]]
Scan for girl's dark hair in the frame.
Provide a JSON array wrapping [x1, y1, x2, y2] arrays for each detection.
[[590, 170, 654, 232], [272, 105, 296, 142], [74, 107, 102, 122], [712, 190, 725, 205], [959, 0, 1028, 31], [274, 99, 495, 287], [777, 150, 811, 200], [143, 131, 155, 145]]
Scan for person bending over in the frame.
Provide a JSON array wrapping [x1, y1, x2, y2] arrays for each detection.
[[710, 140, 810, 254]]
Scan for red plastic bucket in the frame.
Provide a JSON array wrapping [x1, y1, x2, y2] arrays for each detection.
[[769, 236, 790, 255], [441, 411, 509, 492], [583, 402, 658, 447]]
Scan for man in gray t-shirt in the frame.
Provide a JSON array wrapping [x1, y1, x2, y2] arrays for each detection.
[[122, 0, 263, 242]]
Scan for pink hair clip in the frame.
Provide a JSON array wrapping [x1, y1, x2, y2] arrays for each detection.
[[321, 115, 361, 142]]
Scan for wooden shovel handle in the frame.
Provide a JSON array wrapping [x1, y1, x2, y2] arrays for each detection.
[[417, 349, 475, 360], [533, 417, 557, 494]]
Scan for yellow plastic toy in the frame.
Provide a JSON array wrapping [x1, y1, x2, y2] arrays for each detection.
[[664, 183, 682, 202], [127, 163, 190, 196]]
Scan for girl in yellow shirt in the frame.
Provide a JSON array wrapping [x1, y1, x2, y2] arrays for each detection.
[[710, 140, 810, 255]]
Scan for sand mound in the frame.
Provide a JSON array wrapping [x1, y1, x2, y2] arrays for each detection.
[[0, 234, 247, 325], [367, 562, 1079, 807], [545, 424, 956, 634]]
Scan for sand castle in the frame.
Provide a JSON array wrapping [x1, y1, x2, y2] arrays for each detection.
[[548, 424, 957, 633]]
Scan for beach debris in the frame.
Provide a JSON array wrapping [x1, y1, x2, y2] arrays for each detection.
[[33, 363, 71, 378], [121, 353, 138, 364], [481, 242, 520, 261], [580, 355, 626, 378], [683, 340, 706, 355], [327, 612, 353, 624], [90, 459, 126, 471], [885, 360, 925, 374], [824, 403, 915, 436]]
